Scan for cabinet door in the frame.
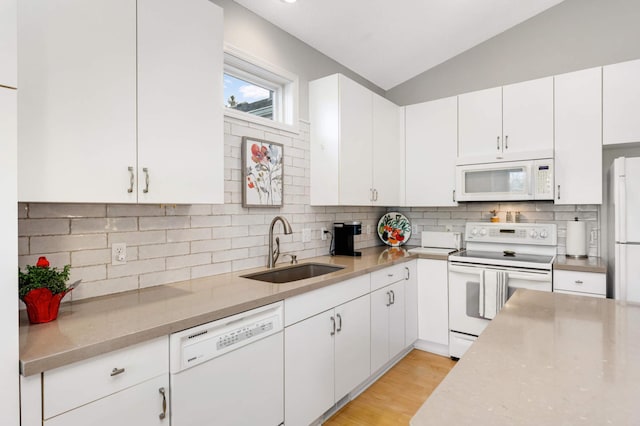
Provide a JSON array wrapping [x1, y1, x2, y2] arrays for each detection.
[[44, 375, 169, 426], [603, 59, 640, 145], [372, 94, 401, 206], [137, 0, 223, 204], [502, 77, 554, 160], [18, 0, 137, 203], [334, 295, 371, 400], [0, 0, 16, 87], [339, 75, 373, 205], [458, 87, 502, 163], [285, 310, 335, 426], [555, 67, 602, 205], [405, 96, 458, 206], [370, 286, 391, 374], [417, 259, 449, 346], [404, 261, 419, 346], [388, 280, 406, 360]]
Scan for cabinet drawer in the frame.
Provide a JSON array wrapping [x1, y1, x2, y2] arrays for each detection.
[[284, 274, 370, 326], [553, 270, 606, 296], [371, 263, 407, 291], [44, 336, 168, 419]]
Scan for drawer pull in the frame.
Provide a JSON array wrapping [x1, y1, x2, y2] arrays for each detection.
[[387, 273, 394, 278], [575, 280, 584, 285], [390, 290, 395, 305], [159, 387, 167, 420], [110, 367, 125, 377]]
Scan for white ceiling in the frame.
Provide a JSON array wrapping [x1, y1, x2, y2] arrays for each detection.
[[233, 0, 566, 90]]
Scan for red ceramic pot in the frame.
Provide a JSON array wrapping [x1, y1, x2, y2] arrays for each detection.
[[23, 288, 69, 324]]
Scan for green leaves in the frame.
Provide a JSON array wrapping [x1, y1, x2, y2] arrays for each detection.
[[18, 264, 71, 300]]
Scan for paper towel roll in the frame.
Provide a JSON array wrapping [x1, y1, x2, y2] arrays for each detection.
[[566, 219, 587, 258]]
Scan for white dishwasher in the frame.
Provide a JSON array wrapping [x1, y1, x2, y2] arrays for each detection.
[[170, 301, 284, 426]]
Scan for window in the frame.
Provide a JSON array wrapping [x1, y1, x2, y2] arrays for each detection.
[[223, 45, 299, 132]]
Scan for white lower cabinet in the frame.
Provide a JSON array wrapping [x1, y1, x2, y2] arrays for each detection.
[[371, 280, 406, 374], [404, 260, 418, 347], [285, 294, 370, 426], [416, 259, 449, 356], [553, 269, 606, 298], [39, 337, 169, 426]]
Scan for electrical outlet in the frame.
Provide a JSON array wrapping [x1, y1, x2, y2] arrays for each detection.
[[366, 225, 372, 235], [302, 228, 312, 243], [112, 243, 127, 265], [412, 224, 419, 234], [321, 227, 328, 241]]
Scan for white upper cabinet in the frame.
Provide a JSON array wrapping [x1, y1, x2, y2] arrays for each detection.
[[458, 77, 553, 165], [405, 96, 458, 206], [603, 59, 640, 145], [0, 0, 17, 88], [554, 67, 602, 205], [137, 0, 223, 204], [18, 0, 223, 204], [310, 73, 401, 206]]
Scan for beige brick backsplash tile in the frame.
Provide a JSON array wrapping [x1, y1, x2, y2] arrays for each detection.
[[292, 176, 307, 187], [224, 132, 242, 145], [71, 276, 138, 301], [165, 228, 210, 243], [109, 230, 166, 246], [138, 242, 190, 259], [71, 248, 111, 267], [140, 216, 190, 231], [31, 234, 106, 254], [215, 226, 249, 239], [247, 224, 269, 237], [70, 265, 107, 283], [232, 214, 265, 226], [287, 147, 305, 158], [232, 236, 265, 249], [225, 168, 233, 180], [422, 211, 451, 219], [516, 211, 555, 221], [533, 201, 557, 211], [108, 258, 165, 279], [498, 202, 537, 212], [249, 245, 269, 257], [18, 203, 28, 218], [231, 169, 242, 181], [191, 215, 232, 228], [167, 253, 211, 270], [191, 262, 231, 279], [71, 217, 138, 234], [18, 219, 69, 236], [19, 252, 70, 269], [28, 203, 107, 218], [451, 211, 483, 220], [107, 204, 165, 217], [232, 256, 265, 271], [263, 132, 293, 146], [18, 237, 29, 255], [288, 165, 305, 177], [166, 205, 212, 216], [231, 123, 264, 138], [211, 204, 245, 215], [212, 248, 249, 262], [230, 192, 243, 204], [576, 204, 599, 212], [555, 212, 598, 221], [140, 268, 190, 289], [224, 180, 242, 194], [191, 238, 232, 253], [224, 121, 231, 134]]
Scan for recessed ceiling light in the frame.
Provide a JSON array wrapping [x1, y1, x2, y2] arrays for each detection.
[[281, 0, 297, 3]]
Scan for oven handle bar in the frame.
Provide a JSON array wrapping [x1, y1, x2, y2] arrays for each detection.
[[449, 263, 551, 275], [506, 272, 551, 282]]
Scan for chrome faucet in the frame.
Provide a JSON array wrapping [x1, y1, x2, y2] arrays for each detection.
[[268, 216, 293, 268]]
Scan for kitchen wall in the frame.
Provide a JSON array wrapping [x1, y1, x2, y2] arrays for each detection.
[[211, 0, 384, 120], [386, 0, 640, 105], [18, 117, 386, 301]]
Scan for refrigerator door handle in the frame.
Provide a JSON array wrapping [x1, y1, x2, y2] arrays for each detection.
[[618, 175, 627, 243], [616, 244, 626, 301]]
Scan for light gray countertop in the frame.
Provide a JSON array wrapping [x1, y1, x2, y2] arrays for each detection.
[[412, 289, 640, 425], [20, 245, 445, 376], [553, 255, 607, 273]]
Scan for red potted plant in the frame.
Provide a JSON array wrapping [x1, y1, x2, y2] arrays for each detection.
[[19, 257, 73, 324]]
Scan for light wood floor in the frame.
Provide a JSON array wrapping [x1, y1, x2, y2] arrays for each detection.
[[324, 350, 456, 426]]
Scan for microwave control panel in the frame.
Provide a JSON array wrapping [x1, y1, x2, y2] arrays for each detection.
[[534, 160, 554, 199]]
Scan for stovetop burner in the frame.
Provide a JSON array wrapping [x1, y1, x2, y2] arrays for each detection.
[[449, 250, 555, 270]]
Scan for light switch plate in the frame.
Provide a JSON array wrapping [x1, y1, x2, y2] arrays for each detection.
[[112, 243, 127, 265]]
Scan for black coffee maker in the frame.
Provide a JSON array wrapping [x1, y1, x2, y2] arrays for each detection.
[[333, 222, 362, 256]]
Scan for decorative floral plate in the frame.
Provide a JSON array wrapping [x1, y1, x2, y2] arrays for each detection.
[[377, 212, 411, 247]]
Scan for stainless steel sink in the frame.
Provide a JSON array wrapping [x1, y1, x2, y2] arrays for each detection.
[[242, 263, 344, 283]]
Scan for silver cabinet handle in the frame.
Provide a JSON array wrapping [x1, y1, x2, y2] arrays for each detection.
[[110, 367, 125, 376], [387, 273, 394, 277], [143, 167, 150, 193], [452, 189, 456, 202], [390, 290, 395, 305], [158, 387, 167, 420], [575, 280, 584, 285], [496, 136, 500, 150], [405, 266, 410, 280], [375, 189, 378, 201], [385, 291, 391, 307], [336, 313, 342, 332], [127, 167, 134, 193], [505, 135, 509, 149], [557, 184, 561, 200], [370, 188, 374, 202], [330, 316, 336, 336]]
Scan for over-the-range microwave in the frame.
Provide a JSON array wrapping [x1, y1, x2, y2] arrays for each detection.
[[455, 159, 554, 201]]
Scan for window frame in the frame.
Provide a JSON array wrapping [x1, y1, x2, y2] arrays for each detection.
[[223, 44, 299, 133]]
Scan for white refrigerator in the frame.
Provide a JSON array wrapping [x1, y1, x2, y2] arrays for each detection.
[[609, 157, 640, 303]]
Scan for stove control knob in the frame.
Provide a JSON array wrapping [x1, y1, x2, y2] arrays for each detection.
[[470, 227, 478, 237], [529, 230, 538, 239], [479, 228, 487, 236], [540, 230, 549, 239]]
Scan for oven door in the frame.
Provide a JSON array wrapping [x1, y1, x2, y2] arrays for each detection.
[[448, 264, 496, 337]]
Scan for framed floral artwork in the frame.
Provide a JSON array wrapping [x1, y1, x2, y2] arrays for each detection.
[[242, 137, 284, 207]]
